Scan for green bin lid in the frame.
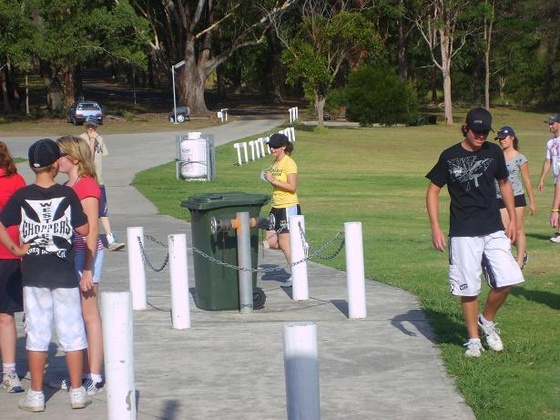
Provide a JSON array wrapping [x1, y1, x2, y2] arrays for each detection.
[[181, 192, 270, 210]]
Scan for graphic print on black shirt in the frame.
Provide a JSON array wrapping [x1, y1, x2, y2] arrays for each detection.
[[0, 184, 87, 288], [426, 141, 508, 237], [448, 156, 493, 191], [21, 197, 73, 258]]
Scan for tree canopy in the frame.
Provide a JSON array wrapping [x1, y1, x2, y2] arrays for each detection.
[[2, 0, 560, 121]]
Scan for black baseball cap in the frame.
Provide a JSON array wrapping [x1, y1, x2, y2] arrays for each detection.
[[544, 114, 560, 124], [494, 126, 515, 140], [267, 133, 290, 148], [466, 107, 493, 132], [28, 138, 61, 168]]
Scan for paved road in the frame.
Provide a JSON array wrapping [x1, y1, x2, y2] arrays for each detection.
[[0, 118, 475, 419]]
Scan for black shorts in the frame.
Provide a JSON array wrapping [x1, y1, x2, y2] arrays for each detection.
[[497, 194, 527, 209], [268, 205, 302, 233], [0, 259, 23, 313]]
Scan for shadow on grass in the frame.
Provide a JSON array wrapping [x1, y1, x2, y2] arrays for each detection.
[[510, 287, 560, 310], [526, 232, 554, 241], [415, 308, 467, 347]]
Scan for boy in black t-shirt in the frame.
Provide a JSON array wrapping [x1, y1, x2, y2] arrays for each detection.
[[0, 139, 92, 412], [426, 108, 524, 358]]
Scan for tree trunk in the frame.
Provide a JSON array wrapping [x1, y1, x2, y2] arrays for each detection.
[[46, 77, 64, 114], [181, 65, 211, 115], [396, 0, 408, 80], [315, 92, 326, 127], [1, 71, 11, 113], [483, 1, 494, 109], [439, 29, 453, 125], [63, 66, 77, 108]]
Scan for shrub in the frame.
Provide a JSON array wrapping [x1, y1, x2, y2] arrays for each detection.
[[345, 66, 418, 126]]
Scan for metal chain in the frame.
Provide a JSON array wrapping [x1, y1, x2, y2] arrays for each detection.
[[303, 230, 345, 261], [138, 236, 169, 272], [137, 229, 345, 274]]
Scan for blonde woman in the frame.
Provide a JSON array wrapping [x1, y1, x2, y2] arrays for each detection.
[[50, 136, 105, 395]]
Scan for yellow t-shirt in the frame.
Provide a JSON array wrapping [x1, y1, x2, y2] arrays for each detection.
[[270, 155, 298, 208]]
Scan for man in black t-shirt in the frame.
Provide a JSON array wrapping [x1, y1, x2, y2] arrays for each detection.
[[426, 107, 524, 358]]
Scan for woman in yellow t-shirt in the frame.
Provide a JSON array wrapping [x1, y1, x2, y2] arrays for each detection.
[[263, 133, 301, 288]]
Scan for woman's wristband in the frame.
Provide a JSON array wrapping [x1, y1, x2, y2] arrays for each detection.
[[551, 209, 559, 213]]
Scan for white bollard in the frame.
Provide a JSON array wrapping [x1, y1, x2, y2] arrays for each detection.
[[127, 227, 147, 310], [289, 126, 296, 142], [289, 215, 308, 301], [242, 142, 249, 163], [168, 234, 191, 329], [288, 107, 299, 123], [221, 108, 229, 121], [234, 143, 243, 166], [345, 222, 367, 319], [283, 128, 292, 143], [217, 111, 223, 122], [289, 107, 297, 123], [283, 322, 320, 420], [102, 292, 136, 420], [263, 136, 271, 154], [255, 140, 261, 159], [257, 137, 266, 157], [248, 140, 256, 161]]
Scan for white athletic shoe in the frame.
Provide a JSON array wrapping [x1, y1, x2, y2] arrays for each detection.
[[478, 315, 504, 351], [550, 233, 560, 243], [464, 339, 484, 358]]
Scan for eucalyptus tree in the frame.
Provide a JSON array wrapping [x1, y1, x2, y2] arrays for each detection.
[[276, 0, 380, 125], [409, 0, 478, 124], [132, 0, 297, 114]]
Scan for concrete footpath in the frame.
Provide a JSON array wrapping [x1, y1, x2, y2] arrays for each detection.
[[0, 119, 475, 419]]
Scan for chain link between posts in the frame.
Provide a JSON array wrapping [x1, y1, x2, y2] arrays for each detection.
[[137, 223, 345, 274]]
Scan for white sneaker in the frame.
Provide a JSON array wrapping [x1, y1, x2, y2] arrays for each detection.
[[478, 315, 504, 351], [19, 390, 45, 412], [2, 372, 24, 393], [70, 386, 92, 409], [550, 233, 560, 243], [82, 378, 104, 396], [464, 339, 484, 357], [280, 277, 292, 288], [108, 240, 126, 251]]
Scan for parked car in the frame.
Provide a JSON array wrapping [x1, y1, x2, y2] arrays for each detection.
[[169, 106, 190, 123], [66, 101, 103, 125]]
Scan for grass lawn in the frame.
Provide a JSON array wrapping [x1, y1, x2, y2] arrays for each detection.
[[133, 108, 560, 419]]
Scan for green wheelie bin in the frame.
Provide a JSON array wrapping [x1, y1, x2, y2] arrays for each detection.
[[181, 192, 270, 310]]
